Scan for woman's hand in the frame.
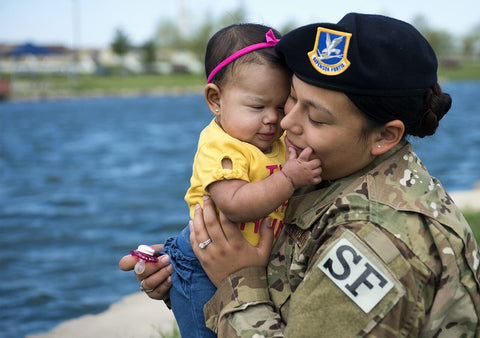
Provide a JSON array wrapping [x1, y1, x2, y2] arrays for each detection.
[[118, 244, 173, 301], [190, 196, 274, 287]]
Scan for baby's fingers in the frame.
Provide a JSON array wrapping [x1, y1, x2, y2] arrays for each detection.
[[287, 147, 298, 161], [297, 147, 313, 161]]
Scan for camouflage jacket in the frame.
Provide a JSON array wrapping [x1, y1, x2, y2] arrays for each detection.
[[204, 142, 480, 337]]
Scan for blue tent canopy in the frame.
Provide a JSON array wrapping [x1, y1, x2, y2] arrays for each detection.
[[8, 43, 60, 57]]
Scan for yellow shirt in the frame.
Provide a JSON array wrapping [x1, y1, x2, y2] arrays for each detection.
[[185, 119, 287, 246]]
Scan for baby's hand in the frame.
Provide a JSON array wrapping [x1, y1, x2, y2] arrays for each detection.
[[281, 147, 322, 189]]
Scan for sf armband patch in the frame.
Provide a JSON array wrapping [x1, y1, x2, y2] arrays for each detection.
[[318, 235, 395, 313]]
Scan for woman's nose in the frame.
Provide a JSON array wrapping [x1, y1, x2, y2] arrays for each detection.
[[281, 106, 302, 135]]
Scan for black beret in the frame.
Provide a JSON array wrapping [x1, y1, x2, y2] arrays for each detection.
[[276, 13, 438, 96]]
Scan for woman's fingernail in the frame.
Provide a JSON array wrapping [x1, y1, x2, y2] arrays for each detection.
[[195, 203, 201, 210], [203, 195, 210, 201], [166, 264, 173, 273], [160, 255, 170, 264]]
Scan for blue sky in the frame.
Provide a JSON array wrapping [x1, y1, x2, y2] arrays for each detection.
[[1, 0, 478, 48]]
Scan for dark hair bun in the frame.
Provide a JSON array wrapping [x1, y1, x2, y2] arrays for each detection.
[[413, 84, 452, 137]]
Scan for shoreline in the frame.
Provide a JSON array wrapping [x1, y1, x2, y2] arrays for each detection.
[[6, 86, 205, 103], [26, 293, 177, 338], [447, 188, 480, 210], [27, 189, 480, 338]]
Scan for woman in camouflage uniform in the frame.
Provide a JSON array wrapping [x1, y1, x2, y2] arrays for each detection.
[[121, 13, 480, 337], [188, 13, 480, 337]]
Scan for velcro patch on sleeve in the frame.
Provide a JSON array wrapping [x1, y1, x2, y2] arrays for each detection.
[[318, 236, 394, 313]]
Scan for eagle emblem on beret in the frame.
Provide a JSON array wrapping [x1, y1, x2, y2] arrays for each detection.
[[308, 27, 351, 75]]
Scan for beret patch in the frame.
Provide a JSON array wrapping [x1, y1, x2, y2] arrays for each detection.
[[308, 27, 352, 76]]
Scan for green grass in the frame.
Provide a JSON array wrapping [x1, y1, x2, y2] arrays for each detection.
[[464, 210, 480, 244], [438, 60, 480, 81], [9, 73, 205, 99], [73, 73, 205, 91], [158, 324, 181, 338]]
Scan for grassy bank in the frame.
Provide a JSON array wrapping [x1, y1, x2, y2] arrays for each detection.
[[4, 60, 480, 100], [465, 211, 480, 244], [9, 73, 205, 100], [73, 73, 205, 92], [438, 60, 480, 81]]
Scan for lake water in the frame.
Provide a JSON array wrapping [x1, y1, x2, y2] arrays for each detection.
[[1, 81, 479, 337]]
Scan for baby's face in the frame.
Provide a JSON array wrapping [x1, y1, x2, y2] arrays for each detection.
[[216, 63, 290, 153]]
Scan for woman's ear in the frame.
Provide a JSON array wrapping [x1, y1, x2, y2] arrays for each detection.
[[371, 120, 405, 156], [205, 83, 221, 117]]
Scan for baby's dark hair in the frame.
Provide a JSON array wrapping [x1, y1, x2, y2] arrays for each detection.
[[205, 23, 285, 85]]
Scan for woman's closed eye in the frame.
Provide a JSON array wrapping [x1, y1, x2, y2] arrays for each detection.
[[308, 114, 324, 126]]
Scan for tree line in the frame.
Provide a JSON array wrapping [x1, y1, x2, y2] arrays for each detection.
[[110, 8, 480, 72]]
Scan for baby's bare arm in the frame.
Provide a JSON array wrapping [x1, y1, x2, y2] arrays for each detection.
[[208, 148, 321, 223]]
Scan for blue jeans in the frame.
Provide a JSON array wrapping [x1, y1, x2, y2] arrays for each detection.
[[162, 226, 217, 338]]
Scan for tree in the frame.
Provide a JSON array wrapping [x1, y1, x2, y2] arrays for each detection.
[[110, 28, 132, 74], [423, 30, 455, 59], [185, 21, 215, 63], [463, 23, 480, 60], [280, 20, 298, 35], [111, 28, 131, 57], [410, 15, 454, 59], [187, 6, 247, 63], [154, 20, 183, 50], [218, 6, 247, 27], [141, 39, 157, 73], [411, 15, 429, 35]]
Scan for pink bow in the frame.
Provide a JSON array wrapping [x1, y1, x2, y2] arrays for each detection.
[[265, 29, 280, 45]]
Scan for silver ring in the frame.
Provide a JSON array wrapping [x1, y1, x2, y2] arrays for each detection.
[[140, 279, 154, 293], [199, 238, 212, 249]]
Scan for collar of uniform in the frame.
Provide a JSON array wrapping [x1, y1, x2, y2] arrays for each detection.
[[284, 178, 359, 230], [284, 141, 408, 230]]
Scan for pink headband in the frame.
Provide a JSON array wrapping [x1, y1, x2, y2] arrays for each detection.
[[207, 29, 280, 84]]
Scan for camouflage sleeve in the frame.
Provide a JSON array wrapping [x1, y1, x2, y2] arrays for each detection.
[[203, 266, 284, 337]]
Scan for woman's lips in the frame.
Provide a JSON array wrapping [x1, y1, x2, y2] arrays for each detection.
[[284, 135, 303, 154]]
